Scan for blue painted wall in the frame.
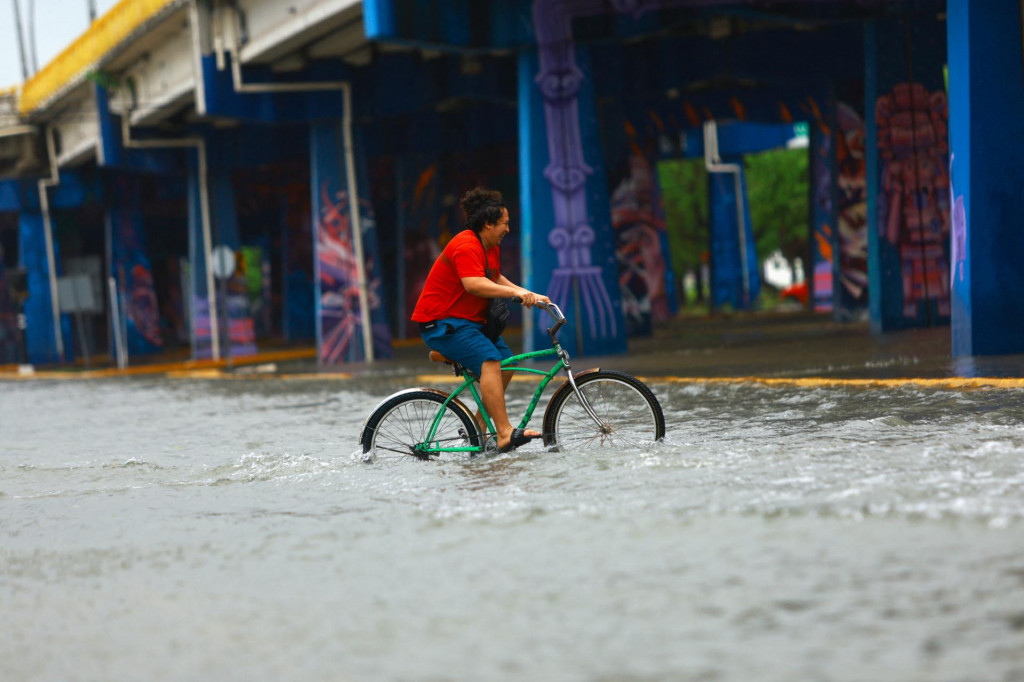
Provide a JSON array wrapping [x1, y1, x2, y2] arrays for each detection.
[[19, 208, 71, 364], [948, 0, 1024, 356]]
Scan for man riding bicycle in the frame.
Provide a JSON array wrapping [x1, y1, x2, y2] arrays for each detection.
[[411, 188, 550, 453]]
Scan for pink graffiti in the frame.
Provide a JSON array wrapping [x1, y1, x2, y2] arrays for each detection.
[[876, 82, 951, 318]]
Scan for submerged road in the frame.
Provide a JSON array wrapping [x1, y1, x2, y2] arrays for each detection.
[[3, 314, 1024, 680]]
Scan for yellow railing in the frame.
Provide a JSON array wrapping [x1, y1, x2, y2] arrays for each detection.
[[18, 0, 181, 115]]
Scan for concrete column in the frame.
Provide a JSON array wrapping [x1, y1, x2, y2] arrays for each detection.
[[186, 150, 214, 359], [18, 203, 69, 364], [947, 0, 1024, 356]]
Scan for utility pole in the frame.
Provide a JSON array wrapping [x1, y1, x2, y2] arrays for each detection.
[[10, 0, 30, 81], [27, 0, 38, 74]]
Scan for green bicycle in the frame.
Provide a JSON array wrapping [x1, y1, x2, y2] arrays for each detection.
[[359, 301, 665, 461]]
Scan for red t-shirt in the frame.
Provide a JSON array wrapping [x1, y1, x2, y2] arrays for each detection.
[[411, 229, 500, 323]]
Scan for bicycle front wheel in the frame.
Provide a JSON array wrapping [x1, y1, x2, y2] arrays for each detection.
[[360, 389, 482, 460], [542, 370, 665, 451]]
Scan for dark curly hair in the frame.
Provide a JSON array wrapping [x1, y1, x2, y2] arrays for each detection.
[[461, 187, 506, 232]]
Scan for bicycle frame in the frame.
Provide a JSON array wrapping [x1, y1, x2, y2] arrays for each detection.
[[421, 347, 563, 455], [417, 301, 604, 456]]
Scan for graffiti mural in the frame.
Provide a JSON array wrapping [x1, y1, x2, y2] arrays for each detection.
[[836, 102, 869, 313], [610, 150, 672, 335], [125, 264, 162, 349], [809, 117, 834, 313], [949, 153, 966, 289], [876, 82, 950, 319], [533, 0, 621, 342], [316, 186, 389, 363], [0, 243, 20, 363], [111, 179, 163, 354]]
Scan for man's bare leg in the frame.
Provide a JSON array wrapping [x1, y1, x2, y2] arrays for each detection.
[[475, 369, 513, 431], [478, 361, 540, 450]]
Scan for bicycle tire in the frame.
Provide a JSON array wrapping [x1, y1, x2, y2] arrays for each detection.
[[360, 388, 482, 460], [541, 369, 665, 450]]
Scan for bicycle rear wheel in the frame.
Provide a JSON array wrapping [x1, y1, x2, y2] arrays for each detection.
[[360, 388, 482, 460], [542, 370, 665, 451]]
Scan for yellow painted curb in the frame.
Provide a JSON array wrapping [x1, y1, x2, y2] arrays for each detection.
[[2, 363, 1021, 390]]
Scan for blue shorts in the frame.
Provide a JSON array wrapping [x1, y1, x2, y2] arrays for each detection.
[[420, 317, 513, 377]]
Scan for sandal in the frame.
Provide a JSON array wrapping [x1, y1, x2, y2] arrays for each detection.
[[498, 427, 541, 453]]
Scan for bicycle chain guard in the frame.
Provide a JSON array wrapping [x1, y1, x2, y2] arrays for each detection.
[[482, 434, 498, 456]]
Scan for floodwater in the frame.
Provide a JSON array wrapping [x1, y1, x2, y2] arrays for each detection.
[[3, 374, 1024, 682]]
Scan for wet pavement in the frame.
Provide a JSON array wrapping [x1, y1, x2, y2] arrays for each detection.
[[4, 311, 1024, 681]]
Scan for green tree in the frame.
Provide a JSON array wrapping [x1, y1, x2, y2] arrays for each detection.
[[744, 147, 809, 280], [657, 159, 709, 304]]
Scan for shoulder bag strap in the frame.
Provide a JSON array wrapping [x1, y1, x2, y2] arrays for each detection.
[[473, 231, 495, 281]]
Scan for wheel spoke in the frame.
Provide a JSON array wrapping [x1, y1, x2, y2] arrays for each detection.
[[551, 374, 662, 451], [365, 394, 479, 460]]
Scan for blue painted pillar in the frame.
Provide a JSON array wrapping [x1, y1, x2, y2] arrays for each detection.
[[108, 176, 163, 356], [210, 167, 240, 248], [948, 0, 1024, 356], [518, 45, 626, 357], [518, 49, 545, 353], [310, 119, 391, 365], [209, 162, 257, 357], [18, 204, 70, 364], [708, 160, 760, 310], [865, 20, 883, 334]]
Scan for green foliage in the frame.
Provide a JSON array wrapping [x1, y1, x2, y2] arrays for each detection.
[[744, 147, 809, 269], [657, 147, 808, 307], [656, 158, 709, 277]]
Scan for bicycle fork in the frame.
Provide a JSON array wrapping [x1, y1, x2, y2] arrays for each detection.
[[562, 360, 611, 435]]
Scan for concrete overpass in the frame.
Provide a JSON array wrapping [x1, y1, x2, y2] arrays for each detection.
[[0, 0, 1020, 369]]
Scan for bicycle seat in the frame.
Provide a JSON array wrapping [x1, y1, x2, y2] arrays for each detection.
[[428, 350, 470, 377], [428, 350, 453, 364]]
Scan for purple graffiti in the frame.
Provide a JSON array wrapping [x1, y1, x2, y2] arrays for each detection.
[[533, 0, 613, 338], [949, 153, 966, 288], [533, 0, 713, 338], [317, 184, 365, 364]]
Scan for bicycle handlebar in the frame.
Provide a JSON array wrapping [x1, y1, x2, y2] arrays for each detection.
[[534, 300, 565, 323], [533, 300, 566, 343], [510, 298, 566, 343], [511, 297, 564, 322]]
